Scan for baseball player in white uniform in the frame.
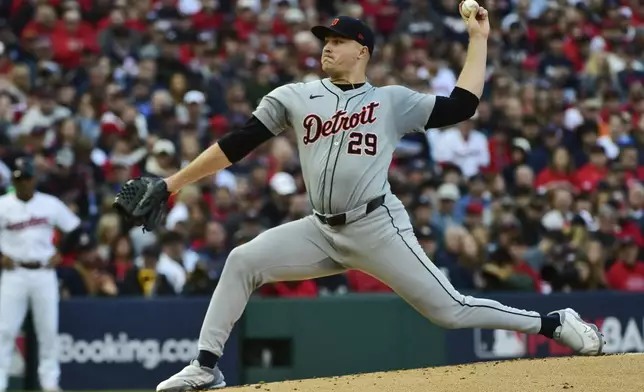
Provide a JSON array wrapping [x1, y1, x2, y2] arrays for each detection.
[[0, 157, 81, 392], [113, 8, 604, 392]]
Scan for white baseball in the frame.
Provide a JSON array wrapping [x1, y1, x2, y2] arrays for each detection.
[[461, 0, 480, 18]]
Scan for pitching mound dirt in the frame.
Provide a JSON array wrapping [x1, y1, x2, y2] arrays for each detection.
[[225, 354, 643, 392]]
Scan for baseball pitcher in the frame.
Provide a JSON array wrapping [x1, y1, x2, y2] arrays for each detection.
[[113, 7, 604, 392], [0, 157, 81, 392]]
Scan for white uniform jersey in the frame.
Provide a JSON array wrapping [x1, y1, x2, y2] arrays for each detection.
[[0, 192, 81, 264]]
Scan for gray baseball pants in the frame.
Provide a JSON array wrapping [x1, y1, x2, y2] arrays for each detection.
[[197, 194, 541, 357]]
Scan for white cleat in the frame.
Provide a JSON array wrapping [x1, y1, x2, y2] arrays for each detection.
[[156, 360, 226, 392], [548, 308, 605, 356]]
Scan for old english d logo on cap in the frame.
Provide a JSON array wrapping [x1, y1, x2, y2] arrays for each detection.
[[311, 16, 375, 54]]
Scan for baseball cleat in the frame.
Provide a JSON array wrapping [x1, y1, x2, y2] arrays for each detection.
[[156, 360, 226, 392], [548, 308, 604, 356]]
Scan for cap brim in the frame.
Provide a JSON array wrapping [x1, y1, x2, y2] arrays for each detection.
[[311, 25, 352, 41]]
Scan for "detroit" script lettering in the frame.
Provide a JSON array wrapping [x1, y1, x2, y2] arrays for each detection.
[[302, 102, 380, 145]]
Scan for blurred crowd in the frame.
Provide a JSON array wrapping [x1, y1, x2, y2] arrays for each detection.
[[1, 0, 644, 298]]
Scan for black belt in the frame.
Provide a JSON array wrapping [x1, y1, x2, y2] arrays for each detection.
[[315, 195, 385, 227], [17, 262, 45, 270]]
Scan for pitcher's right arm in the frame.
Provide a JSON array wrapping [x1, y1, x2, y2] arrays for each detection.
[[164, 86, 292, 193], [389, 6, 490, 137]]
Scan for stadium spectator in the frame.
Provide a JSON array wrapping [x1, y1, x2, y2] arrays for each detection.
[[535, 146, 576, 193], [575, 238, 608, 291], [107, 234, 136, 283], [153, 230, 199, 294], [431, 183, 462, 234], [58, 232, 119, 297], [606, 236, 644, 291], [261, 171, 297, 227], [433, 116, 490, 178], [121, 244, 176, 296], [434, 225, 477, 290], [166, 184, 203, 230], [95, 212, 122, 262], [481, 235, 541, 292], [194, 220, 229, 282]]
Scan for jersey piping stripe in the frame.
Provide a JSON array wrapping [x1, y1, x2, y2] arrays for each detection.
[[382, 204, 541, 319], [327, 133, 346, 212], [319, 81, 340, 214], [327, 89, 372, 214]]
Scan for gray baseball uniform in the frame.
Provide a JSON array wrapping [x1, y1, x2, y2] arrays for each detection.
[[197, 79, 542, 357]]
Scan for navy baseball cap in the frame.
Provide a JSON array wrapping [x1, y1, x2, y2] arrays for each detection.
[[12, 157, 35, 180], [414, 225, 435, 241], [311, 16, 375, 54]]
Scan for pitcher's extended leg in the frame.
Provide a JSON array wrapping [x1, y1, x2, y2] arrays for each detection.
[[342, 204, 541, 332], [157, 216, 345, 392], [340, 199, 603, 355]]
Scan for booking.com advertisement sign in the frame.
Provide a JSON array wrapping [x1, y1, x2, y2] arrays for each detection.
[[446, 292, 644, 364], [57, 298, 239, 390]]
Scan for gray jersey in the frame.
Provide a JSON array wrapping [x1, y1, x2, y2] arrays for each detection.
[[253, 78, 437, 214]]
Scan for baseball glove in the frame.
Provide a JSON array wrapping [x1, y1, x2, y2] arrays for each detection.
[[112, 177, 170, 232]]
